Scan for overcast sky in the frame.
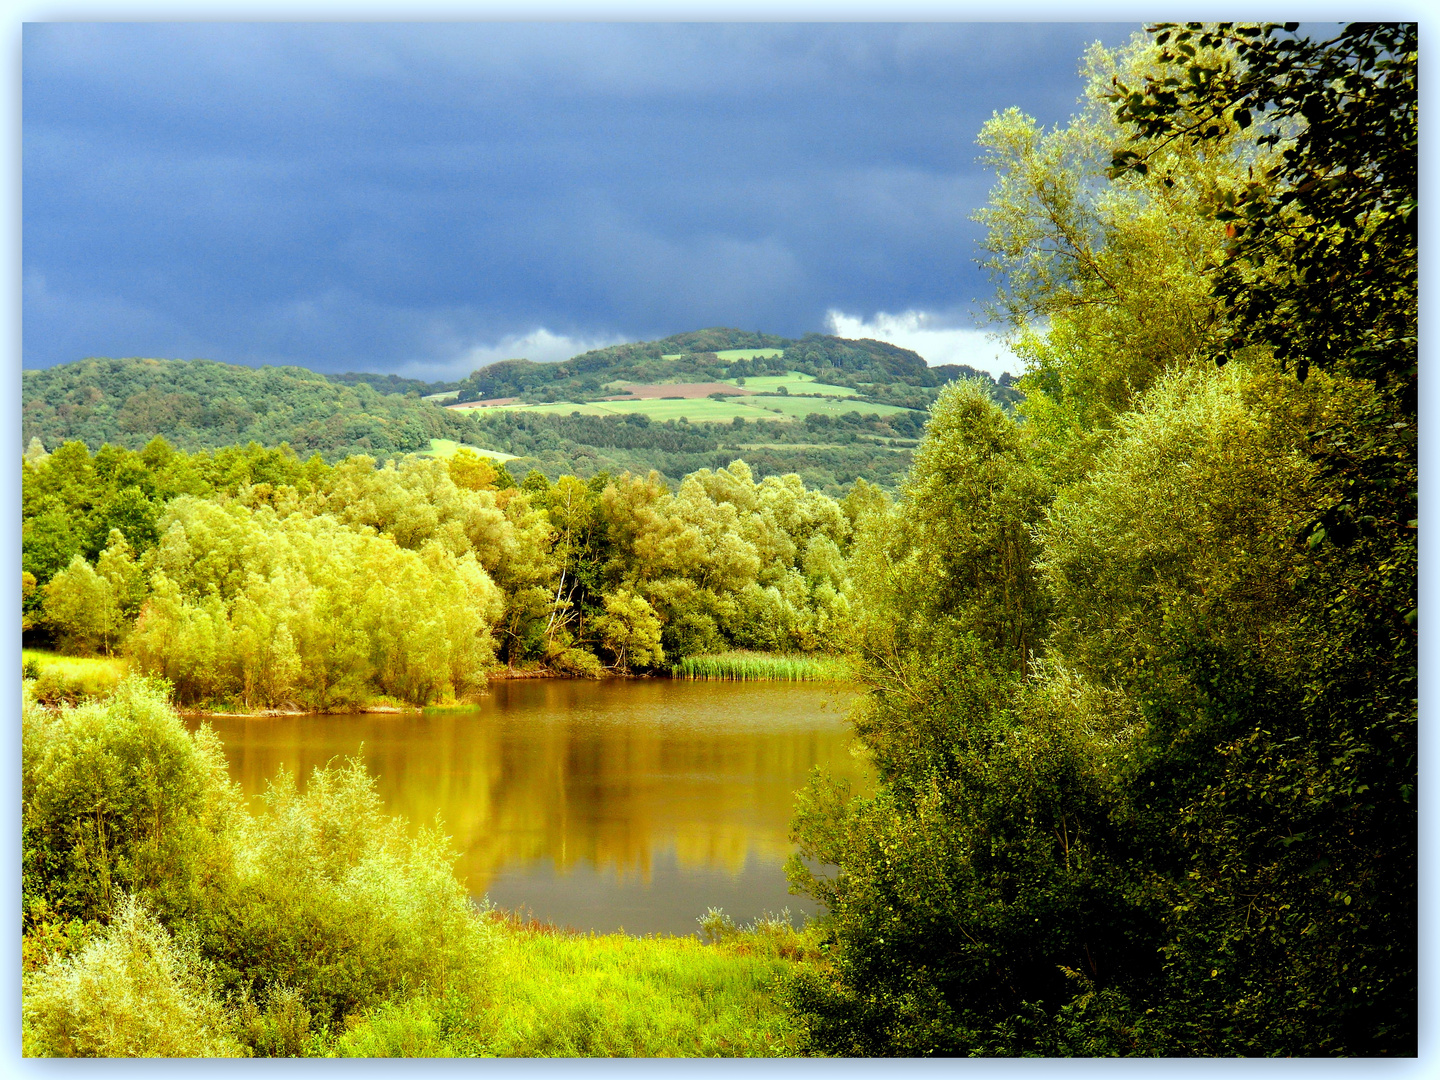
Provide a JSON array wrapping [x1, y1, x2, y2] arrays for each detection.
[[23, 21, 1139, 380]]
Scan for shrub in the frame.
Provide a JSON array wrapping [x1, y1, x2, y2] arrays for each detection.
[[334, 995, 484, 1057], [22, 676, 240, 924], [22, 895, 243, 1058], [232, 984, 314, 1058], [188, 758, 494, 1024]]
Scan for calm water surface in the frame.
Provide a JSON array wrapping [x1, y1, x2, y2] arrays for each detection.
[[195, 680, 869, 935]]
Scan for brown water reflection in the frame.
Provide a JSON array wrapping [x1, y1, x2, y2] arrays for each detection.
[[194, 679, 869, 935]]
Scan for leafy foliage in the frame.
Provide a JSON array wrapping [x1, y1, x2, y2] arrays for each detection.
[[23, 430, 871, 690], [22, 680, 498, 1054], [1107, 22, 1417, 406], [23, 895, 244, 1057], [785, 26, 1415, 1057], [22, 357, 491, 462]]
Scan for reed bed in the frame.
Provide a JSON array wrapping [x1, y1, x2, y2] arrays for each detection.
[[669, 651, 850, 682]]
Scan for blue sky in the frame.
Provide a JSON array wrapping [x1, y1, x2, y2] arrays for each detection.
[[23, 21, 1139, 380]]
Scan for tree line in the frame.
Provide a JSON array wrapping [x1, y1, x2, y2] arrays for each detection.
[[24, 433, 877, 709], [22, 357, 486, 462]]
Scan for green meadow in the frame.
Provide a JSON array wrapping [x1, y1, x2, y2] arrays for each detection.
[[419, 438, 519, 462], [713, 348, 784, 361], [446, 917, 810, 1057], [459, 394, 911, 424], [720, 372, 859, 397], [659, 348, 783, 361]]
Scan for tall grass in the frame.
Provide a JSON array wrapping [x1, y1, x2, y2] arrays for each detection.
[[22, 650, 128, 705], [414, 913, 809, 1057], [296, 910, 819, 1057], [670, 651, 850, 683]]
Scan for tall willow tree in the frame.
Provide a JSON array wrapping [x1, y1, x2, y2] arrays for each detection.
[[785, 26, 1416, 1057]]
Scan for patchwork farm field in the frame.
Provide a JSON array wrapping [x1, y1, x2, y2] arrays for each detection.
[[450, 396, 912, 423], [717, 373, 859, 397], [446, 371, 910, 423]]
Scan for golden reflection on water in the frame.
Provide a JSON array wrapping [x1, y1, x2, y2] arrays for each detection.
[[196, 680, 869, 934]]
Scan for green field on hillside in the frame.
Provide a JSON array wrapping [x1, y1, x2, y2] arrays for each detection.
[[734, 395, 912, 419], [418, 438, 519, 461], [722, 372, 859, 396], [714, 348, 784, 361], [459, 394, 913, 424]]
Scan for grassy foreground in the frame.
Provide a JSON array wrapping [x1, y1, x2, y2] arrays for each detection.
[[671, 651, 850, 682], [22, 650, 128, 704], [443, 913, 810, 1057], [316, 912, 817, 1057]]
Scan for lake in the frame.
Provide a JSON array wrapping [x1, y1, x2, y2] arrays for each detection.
[[195, 679, 869, 936]]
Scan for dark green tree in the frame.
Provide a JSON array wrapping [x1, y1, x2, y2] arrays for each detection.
[[1106, 22, 1417, 406]]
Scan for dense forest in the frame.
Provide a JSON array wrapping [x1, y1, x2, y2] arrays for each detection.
[[21, 23, 1415, 1058], [20, 358, 484, 463]]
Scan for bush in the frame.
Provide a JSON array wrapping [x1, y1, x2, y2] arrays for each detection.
[[232, 984, 315, 1058], [22, 676, 240, 924], [22, 895, 243, 1058], [334, 995, 485, 1057], [187, 758, 494, 1024], [23, 681, 495, 1055]]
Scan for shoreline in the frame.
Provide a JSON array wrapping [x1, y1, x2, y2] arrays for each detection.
[[179, 665, 633, 718]]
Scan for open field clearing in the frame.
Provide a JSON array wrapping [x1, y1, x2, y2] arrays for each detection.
[[423, 390, 460, 402], [448, 394, 915, 424], [720, 372, 858, 396], [714, 348, 784, 361], [607, 382, 750, 399], [22, 650, 128, 702], [22, 650, 128, 682], [449, 398, 758, 422], [447, 397, 518, 409], [418, 438, 519, 461], [659, 348, 783, 362], [731, 395, 913, 420]]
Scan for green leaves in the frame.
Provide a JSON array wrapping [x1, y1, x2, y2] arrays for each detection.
[[1108, 23, 1418, 411]]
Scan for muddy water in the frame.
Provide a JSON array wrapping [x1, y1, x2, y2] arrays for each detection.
[[196, 679, 869, 935]]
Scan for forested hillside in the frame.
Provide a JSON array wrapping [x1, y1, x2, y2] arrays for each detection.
[[21, 358, 480, 462], [21, 331, 1009, 489], [451, 328, 1016, 409]]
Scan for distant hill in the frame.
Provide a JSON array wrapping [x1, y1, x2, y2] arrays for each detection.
[[22, 333, 1021, 491], [21, 357, 485, 462], [451, 327, 1013, 408]]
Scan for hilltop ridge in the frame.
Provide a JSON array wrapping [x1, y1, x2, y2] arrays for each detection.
[[451, 327, 1007, 409], [21, 328, 1020, 492]]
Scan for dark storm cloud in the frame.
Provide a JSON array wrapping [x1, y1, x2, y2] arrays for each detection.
[[23, 21, 1138, 375]]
